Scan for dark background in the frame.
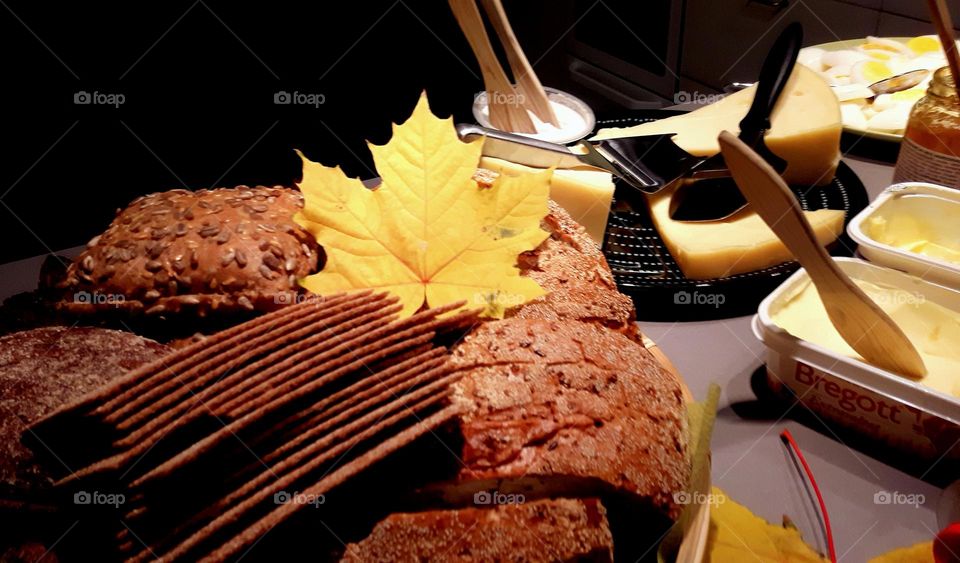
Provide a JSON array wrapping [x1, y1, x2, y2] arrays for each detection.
[[0, 0, 598, 263]]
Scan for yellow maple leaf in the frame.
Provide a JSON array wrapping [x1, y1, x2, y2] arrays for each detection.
[[868, 541, 933, 563], [294, 92, 552, 318], [706, 487, 830, 562]]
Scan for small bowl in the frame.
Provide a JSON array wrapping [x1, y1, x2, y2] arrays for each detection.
[[472, 87, 595, 145]]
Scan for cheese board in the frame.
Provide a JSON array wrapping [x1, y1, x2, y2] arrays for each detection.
[[597, 111, 869, 321]]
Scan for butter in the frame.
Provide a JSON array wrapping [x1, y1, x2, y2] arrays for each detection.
[[863, 194, 960, 265], [771, 277, 960, 398], [479, 156, 614, 245], [592, 65, 842, 187], [648, 186, 844, 279]]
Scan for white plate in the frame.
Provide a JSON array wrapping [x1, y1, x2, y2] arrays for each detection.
[[807, 37, 921, 143]]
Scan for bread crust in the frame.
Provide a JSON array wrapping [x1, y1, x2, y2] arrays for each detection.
[[57, 186, 319, 317], [0, 327, 167, 496], [449, 318, 688, 519], [512, 201, 636, 334], [340, 498, 614, 562]]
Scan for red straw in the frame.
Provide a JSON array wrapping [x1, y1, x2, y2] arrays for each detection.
[[781, 429, 837, 563]]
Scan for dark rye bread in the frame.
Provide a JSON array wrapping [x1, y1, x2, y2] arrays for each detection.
[[446, 318, 688, 521], [340, 498, 613, 562], [57, 186, 319, 317], [511, 201, 635, 333], [0, 327, 168, 497]]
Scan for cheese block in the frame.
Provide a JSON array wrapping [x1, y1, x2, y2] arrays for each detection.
[[479, 156, 614, 245], [648, 184, 845, 280], [592, 65, 841, 187]]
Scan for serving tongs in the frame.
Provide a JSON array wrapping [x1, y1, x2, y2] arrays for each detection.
[[459, 24, 804, 222], [457, 122, 701, 192], [666, 22, 803, 222]]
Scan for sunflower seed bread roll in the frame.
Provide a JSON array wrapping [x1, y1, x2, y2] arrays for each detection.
[[57, 186, 319, 317]]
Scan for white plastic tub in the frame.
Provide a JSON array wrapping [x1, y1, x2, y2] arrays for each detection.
[[754, 257, 960, 459], [848, 182, 960, 289]]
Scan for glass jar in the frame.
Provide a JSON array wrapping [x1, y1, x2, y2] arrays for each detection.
[[893, 67, 960, 189]]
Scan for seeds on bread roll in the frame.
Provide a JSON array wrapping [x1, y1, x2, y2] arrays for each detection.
[[58, 186, 319, 317]]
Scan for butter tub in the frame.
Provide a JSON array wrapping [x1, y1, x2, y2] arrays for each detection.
[[753, 257, 960, 459], [848, 182, 960, 289]]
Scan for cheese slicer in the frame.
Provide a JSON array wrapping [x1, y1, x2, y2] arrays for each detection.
[[666, 22, 802, 222], [718, 130, 926, 379]]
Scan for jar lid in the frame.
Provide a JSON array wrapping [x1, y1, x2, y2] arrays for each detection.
[[930, 66, 958, 99]]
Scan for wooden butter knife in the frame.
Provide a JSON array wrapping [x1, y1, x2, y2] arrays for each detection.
[[718, 130, 926, 379]]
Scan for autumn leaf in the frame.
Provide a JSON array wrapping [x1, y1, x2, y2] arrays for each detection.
[[868, 541, 933, 563], [705, 487, 830, 562], [294, 92, 552, 318]]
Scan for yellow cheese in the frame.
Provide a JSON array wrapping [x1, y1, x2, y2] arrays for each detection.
[[648, 184, 845, 279], [593, 65, 841, 187], [479, 156, 614, 245]]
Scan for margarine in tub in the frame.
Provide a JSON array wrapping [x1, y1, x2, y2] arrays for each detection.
[[755, 257, 960, 458], [850, 182, 960, 289]]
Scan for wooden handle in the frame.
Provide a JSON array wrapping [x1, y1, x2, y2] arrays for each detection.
[[716, 133, 842, 291], [718, 130, 926, 378], [478, 0, 559, 126], [448, 0, 535, 133], [926, 0, 960, 90]]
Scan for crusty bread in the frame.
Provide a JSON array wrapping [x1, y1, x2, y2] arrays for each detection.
[[471, 168, 635, 333], [340, 498, 614, 562], [512, 201, 636, 333], [57, 186, 319, 317], [0, 327, 168, 497], [446, 318, 688, 520]]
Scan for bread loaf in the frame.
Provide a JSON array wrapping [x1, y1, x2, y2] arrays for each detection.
[[341, 498, 614, 562], [512, 201, 635, 333], [0, 327, 167, 496], [447, 318, 688, 520], [58, 186, 319, 317]]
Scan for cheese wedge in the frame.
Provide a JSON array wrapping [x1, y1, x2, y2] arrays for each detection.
[[648, 184, 845, 279], [593, 66, 841, 187], [479, 156, 614, 245]]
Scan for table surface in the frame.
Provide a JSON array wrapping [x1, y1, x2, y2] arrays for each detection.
[[0, 152, 950, 562]]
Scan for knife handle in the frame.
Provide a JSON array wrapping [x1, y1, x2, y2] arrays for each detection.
[[739, 22, 802, 134], [456, 123, 588, 169], [457, 123, 572, 154]]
